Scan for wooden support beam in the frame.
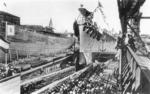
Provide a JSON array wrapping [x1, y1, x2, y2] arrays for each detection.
[[141, 17, 150, 19], [127, 16, 150, 19]]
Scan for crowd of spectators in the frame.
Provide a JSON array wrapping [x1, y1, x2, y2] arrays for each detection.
[[44, 64, 118, 94], [0, 57, 39, 80], [116, 33, 136, 52], [21, 66, 75, 94], [0, 64, 19, 80], [0, 55, 60, 80]]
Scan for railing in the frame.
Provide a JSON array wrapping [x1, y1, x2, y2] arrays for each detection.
[[0, 55, 73, 94], [21, 66, 75, 94], [31, 65, 91, 94], [21, 55, 71, 81], [121, 46, 150, 94]]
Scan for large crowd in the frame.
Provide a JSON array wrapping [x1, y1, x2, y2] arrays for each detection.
[[0, 64, 20, 80], [44, 64, 118, 94], [0, 57, 39, 80], [21, 66, 75, 94], [0, 55, 71, 80]]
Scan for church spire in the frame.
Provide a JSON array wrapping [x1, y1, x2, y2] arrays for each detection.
[[49, 18, 53, 28]]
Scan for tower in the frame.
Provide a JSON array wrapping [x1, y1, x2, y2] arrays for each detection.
[[49, 18, 53, 29]]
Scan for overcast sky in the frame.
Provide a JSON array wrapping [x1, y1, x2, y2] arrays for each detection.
[[0, 0, 150, 34]]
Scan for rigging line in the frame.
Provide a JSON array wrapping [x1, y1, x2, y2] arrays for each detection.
[[97, 7, 110, 31], [96, 1, 111, 30], [92, 6, 99, 13], [91, 4, 110, 32]]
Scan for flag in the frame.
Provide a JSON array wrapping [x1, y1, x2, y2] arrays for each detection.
[[3, 2, 7, 7], [98, 1, 103, 8], [7, 25, 15, 36], [0, 36, 9, 53]]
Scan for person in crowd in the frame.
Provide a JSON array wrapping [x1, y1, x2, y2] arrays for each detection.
[[6, 65, 15, 77], [128, 34, 136, 52], [73, 20, 80, 41], [115, 36, 121, 50]]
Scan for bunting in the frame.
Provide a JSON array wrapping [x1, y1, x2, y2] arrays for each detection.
[[0, 36, 10, 53], [135, 67, 141, 90], [97, 1, 108, 28], [3, 2, 7, 7], [98, 1, 103, 8]]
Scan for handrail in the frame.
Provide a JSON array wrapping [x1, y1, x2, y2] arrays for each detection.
[[127, 46, 150, 70], [0, 74, 20, 83], [122, 46, 150, 93], [31, 65, 91, 94], [128, 46, 150, 83], [21, 55, 70, 76], [0, 55, 70, 83], [127, 46, 143, 68], [21, 66, 75, 85]]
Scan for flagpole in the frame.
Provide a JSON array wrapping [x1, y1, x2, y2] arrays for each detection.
[[5, 21, 8, 66]]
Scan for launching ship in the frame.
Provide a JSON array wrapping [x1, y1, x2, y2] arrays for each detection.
[[1, 0, 150, 94]]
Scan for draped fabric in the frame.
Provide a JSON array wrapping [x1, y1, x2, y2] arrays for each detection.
[[79, 24, 116, 53], [83, 22, 102, 41], [0, 36, 10, 53], [135, 67, 141, 90], [73, 20, 79, 40]]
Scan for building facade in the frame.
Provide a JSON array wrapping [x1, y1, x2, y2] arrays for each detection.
[[0, 11, 20, 25], [0, 11, 20, 36]]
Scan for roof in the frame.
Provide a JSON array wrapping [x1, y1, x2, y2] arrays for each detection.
[[0, 11, 20, 19]]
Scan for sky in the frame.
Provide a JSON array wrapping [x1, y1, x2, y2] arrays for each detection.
[[0, 0, 150, 34]]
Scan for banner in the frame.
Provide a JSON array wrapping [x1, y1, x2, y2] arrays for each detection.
[[135, 67, 141, 90], [7, 25, 15, 36], [98, 1, 103, 8], [132, 62, 137, 90], [0, 36, 9, 52]]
